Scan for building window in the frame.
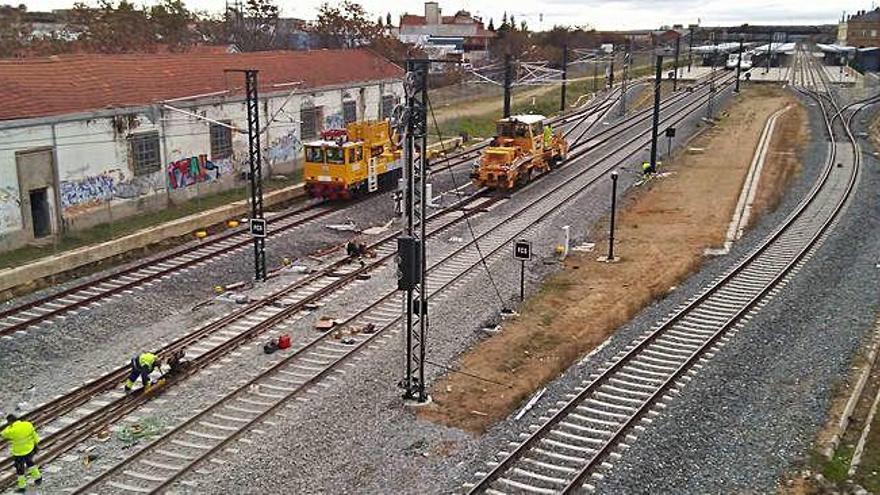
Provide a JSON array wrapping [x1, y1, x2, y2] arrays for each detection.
[[301, 105, 325, 139], [210, 122, 233, 159], [381, 95, 396, 120], [343, 100, 357, 124], [130, 132, 160, 176]]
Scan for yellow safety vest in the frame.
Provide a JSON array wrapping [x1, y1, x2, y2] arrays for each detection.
[[138, 352, 157, 369], [1, 420, 39, 456]]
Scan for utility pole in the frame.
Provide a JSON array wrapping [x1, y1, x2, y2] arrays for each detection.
[[765, 31, 773, 74], [503, 53, 513, 118], [620, 40, 631, 117], [608, 54, 615, 88], [560, 44, 568, 112], [593, 59, 599, 92], [399, 59, 430, 404], [735, 36, 744, 93], [226, 69, 266, 282], [673, 33, 681, 91], [649, 53, 663, 173], [708, 43, 717, 119], [688, 26, 695, 72]]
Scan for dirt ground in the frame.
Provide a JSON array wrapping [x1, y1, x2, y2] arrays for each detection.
[[418, 86, 807, 433]]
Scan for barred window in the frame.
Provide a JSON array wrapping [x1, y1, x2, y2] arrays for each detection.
[[129, 132, 160, 176], [210, 122, 233, 159], [343, 100, 357, 124], [381, 95, 396, 120], [301, 105, 323, 140]]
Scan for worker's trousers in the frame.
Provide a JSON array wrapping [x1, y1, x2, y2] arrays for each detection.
[[13, 450, 40, 489]]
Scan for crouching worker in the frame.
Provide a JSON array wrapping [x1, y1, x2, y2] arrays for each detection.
[[2, 414, 42, 493], [124, 352, 161, 393]]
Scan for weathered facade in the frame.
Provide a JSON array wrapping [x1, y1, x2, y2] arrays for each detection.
[[840, 9, 880, 47], [0, 49, 404, 252]]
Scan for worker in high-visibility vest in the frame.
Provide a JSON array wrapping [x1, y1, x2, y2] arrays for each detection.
[[124, 352, 160, 393], [1, 414, 42, 493], [642, 161, 656, 176], [543, 125, 553, 148]]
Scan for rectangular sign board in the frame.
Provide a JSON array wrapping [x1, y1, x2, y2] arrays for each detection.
[[514, 239, 532, 261], [250, 218, 267, 238]]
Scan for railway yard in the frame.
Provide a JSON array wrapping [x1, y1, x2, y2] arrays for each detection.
[[1, 20, 880, 494]]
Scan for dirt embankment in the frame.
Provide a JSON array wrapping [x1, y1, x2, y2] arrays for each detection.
[[418, 87, 808, 433]]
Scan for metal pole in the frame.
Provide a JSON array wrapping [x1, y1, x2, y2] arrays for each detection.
[[608, 55, 615, 88], [649, 54, 663, 173], [735, 37, 744, 93], [709, 44, 717, 119], [608, 171, 618, 260], [503, 53, 512, 118], [688, 27, 695, 71], [519, 260, 525, 302], [765, 32, 772, 74], [593, 60, 598, 92], [242, 69, 265, 281], [673, 33, 681, 91], [560, 44, 568, 112], [620, 40, 630, 117]]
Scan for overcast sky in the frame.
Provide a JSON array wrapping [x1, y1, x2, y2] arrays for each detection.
[[20, 0, 868, 30]]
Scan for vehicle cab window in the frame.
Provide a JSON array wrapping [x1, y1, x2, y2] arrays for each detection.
[[306, 146, 324, 163], [326, 147, 345, 164]]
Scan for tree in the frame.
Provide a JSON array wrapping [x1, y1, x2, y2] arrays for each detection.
[[0, 4, 32, 57], [386, 12, 391, 28], [310, 1, 381, 49], [216, 0, 279, 51], [487, 17, 494, 32], [149, 0, 196, 50], [70, 0, 156, 53]]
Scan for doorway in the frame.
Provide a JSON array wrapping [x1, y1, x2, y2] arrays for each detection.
[[29, 188, 51, 238]]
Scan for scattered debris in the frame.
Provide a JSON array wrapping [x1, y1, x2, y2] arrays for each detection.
[[360, 323, 378, 334], [514, 387, 546, 420], [116, 417, 162, 447], [480, 325, 502, 335], [571, 242, 595, 253], [316, 316, 338, 330], [304, 302, 323, 310], [95, 429, 111, 443], [326, 220, 358, 232], [341, 336, 356, 345], [470, 410, 488, 416], [362, 219, 393, 235], [287, 264, 311, 274], [448, 236, 464, 243]]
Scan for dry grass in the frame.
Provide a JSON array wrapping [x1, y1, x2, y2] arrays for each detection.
[[418, 87, 804, 433], [751, 100, 808, 219]]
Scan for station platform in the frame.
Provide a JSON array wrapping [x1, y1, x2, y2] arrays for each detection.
[[675, 66, 790, 83], [822, 65, 860, 85]]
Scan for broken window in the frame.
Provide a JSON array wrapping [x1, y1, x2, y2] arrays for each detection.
[[210, 121, 233, 159], [130, 132, 160, 176]]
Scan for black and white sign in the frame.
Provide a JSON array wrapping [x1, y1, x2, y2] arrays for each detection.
[[665, 126, 676, 138], [250, 218, 267, 238], [513, 239, 532, 261]]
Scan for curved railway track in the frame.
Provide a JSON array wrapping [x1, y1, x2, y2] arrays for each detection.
[[69, 70, 734, 495], [464, 52, 862, 495]]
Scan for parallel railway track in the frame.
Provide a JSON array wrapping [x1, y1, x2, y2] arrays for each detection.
[[70, 69, 734, 495], [464, 49, 861, 495]]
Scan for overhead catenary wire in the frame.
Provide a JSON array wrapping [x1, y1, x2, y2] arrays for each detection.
[[425, 92, 508, 309]]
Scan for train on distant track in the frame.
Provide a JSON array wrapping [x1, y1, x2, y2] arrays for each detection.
[[726, 52, 754, 70], [303, 119, 402, 200], [470, 114, 569, 190]]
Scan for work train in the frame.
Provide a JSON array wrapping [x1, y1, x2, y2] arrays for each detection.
[[726, 52, 754, 70], [303, 120, 402, 200], [470, 114, 569, 190]]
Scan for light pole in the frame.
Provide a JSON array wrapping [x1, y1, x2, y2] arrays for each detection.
[[735, 36, 744, 93], [560, 44, 568, 112], [607, 171, 619, 261], [649, 52, 663, 173]]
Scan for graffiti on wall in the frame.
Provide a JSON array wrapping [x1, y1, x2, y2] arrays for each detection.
[[0, 186, 22, 234], [266, 132, 302, 164], [167, 154, 232, 190], [60, 175, 115, 210], [59, 169, 163, 214]]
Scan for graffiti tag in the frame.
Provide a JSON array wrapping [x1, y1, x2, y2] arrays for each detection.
[[267, 132, 303, 164], [167, 154, 227, 190]]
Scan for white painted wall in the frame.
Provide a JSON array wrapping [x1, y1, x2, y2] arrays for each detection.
[[0, 79, 403, 251]]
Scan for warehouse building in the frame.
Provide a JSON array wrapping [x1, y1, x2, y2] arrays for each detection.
[[0, 49, 404, 251]]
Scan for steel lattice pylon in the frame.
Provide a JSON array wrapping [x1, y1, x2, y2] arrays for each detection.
[[400, 59, 430, 403], [244, 70, 267, 281]]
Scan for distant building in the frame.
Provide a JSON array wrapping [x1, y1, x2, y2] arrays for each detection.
[[398, 2, 494, 65], [840, 8, 880, 47], [0, 49, 403, 251]]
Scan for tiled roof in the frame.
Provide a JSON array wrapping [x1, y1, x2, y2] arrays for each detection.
[[0, 48, 403, 122]]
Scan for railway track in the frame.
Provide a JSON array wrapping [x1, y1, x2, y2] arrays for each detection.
[[0, 83, 626, 341], [464, 48, 860, 495], [0, 84, 637, 489], [69, 69, 733, 495]]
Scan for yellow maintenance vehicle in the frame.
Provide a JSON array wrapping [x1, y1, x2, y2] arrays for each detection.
[[471, 114, 569, 190], [303, 119, 402, 199]]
